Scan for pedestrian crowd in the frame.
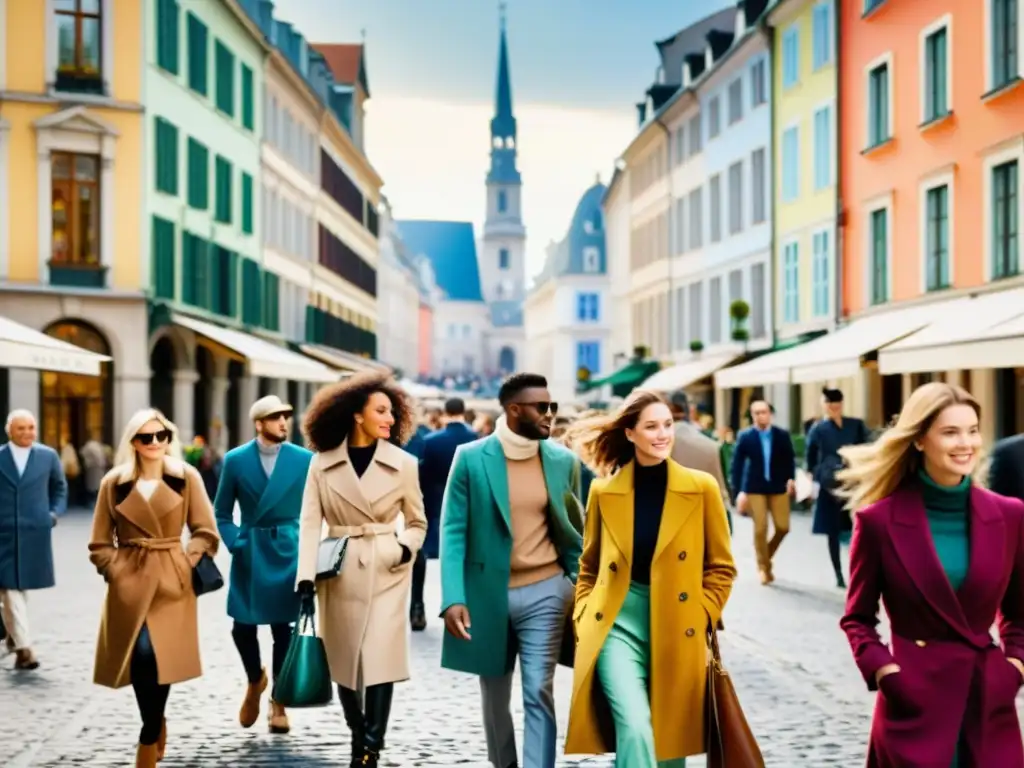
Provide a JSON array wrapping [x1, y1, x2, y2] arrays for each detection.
[[2, 369, 1024, 767]]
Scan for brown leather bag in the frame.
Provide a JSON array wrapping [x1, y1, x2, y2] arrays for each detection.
[[705, 628, 764, 768]]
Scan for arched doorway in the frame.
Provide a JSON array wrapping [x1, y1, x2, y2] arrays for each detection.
[[193, 346, 212, 442], [498, 346, 515, 374], [39, 320, 113, 451], [150, 336, 176, 421]]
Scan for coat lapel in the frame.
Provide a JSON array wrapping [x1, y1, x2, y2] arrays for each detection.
[[889, 488, 970, 634], [652, 460, 701, 564], [238, 441, 269, 503], [114, 483, 162, 538], [957, 487, 1007, 622], [255, 443, 298, 520], [482, 436, 512, 534], [600, 462, 635, 565], [0, 447, 17, 487], [362, 441, 403, 506], [319, 439, 373, 520]]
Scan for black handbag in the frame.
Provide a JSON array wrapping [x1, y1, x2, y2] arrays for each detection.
[[191, 553, 224, 596]]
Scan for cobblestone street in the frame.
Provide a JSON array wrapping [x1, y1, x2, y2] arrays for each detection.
[[1, 510, 897, 766]]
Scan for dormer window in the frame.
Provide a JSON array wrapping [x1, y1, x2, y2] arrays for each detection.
[[705, 45, 714, 70], [657, 65, 665, 84], [506, 136, 515, 149], [583, 220, 594, 234], [735, 7, 747, 37], [493, 136, 504, 149], [683, 61, 692, 87]]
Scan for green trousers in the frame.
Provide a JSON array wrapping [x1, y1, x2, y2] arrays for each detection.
[[596, 582, 687, 768]]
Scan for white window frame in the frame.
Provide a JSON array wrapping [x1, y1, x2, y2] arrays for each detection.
[[981, 138, 1024, 281], [918, 168, 955, 293], [984, 0, 1024, 92], [812, 0, 835, 71], [781, 238, 800, 325], [810, 225, 832, 318], [918, 14, 954, 124], [782, 26, 800, 90], [863, 192, 894, 306], [812, 99, 836, 191], [863, 51, 894, 149], [45, 0, 116, 100], [780, 121, 800, 203]]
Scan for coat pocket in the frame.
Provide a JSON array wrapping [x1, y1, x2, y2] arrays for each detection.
[[878, 672, 923, 720]]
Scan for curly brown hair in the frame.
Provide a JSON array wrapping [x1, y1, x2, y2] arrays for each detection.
[[303, 370, 414, 452], [565, 389, 669, 476]]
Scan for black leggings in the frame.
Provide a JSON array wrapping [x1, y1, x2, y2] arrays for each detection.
[[828, 532, 843, 579], [131, 624, 170, 746], [231, 621, 293, 683], [410, 550, 426, 607]]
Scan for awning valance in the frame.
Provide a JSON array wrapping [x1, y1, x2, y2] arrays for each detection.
[[640, 354, 737, 391], [299, 343, 390, 375], [0, 315, 110, 375], [172, 314, 338, 384], [580, 360, 661, 397]]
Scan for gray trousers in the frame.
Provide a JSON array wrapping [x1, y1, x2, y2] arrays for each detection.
[[480, 572, 573, 768]]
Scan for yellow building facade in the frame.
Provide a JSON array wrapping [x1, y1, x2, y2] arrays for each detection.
[[1, 0, 149, 448]]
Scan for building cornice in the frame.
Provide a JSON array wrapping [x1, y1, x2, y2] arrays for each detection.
[[766, 0, 812, 27]]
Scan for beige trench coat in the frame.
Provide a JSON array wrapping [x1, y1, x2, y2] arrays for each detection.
[[88, 457, 220, 689], [296, 438, 427, 690]]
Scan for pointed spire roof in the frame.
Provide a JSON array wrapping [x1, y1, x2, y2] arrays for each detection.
[[492, 3, 514, 135]]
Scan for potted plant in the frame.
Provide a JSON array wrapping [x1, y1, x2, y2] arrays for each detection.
[[731, 328, 750, 342], [689, 339, 705, 353], [729, 299, 750, 327], [632, 344, 650, 360]]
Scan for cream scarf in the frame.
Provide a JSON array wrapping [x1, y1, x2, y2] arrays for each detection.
[[494, 415, 539, 460]]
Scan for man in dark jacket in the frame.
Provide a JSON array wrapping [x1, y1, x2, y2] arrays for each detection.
[[413, 398, 477, 630], [989, 432, 1024, 502]]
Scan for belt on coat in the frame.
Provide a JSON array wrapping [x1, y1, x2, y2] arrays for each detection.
[[327, 522, 396, 538], [122, 536, 188, 589]]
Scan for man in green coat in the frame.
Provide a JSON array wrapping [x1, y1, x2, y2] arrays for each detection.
[[440, 373, 583, 768]]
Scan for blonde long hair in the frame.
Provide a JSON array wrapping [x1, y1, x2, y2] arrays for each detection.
[[112, 408, 183, 482], [564, 390, 669, 477], [835, 382, 980, 513]]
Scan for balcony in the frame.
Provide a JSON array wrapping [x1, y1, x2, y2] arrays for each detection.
[[48, 263, 106, 289]]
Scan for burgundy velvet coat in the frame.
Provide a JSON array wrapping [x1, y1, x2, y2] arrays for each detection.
[[840, 485, 1024, 768]]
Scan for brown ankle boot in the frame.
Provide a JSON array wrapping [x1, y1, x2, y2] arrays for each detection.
[[14, 648, 39, 670], [239, 668, 267, 728], [268, 699, 290, 734], [135, 743, 159, 768], [156, 719, 167, 761]]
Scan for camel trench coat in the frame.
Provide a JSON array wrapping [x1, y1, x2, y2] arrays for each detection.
[[565, 460, 736, 761], [88, 457, 220, 689], [296, 438, 427, 690]]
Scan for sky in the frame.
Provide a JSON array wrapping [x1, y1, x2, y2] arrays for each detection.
[[273, 0, 735, 281]]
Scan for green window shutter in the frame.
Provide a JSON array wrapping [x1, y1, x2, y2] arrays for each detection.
[[151, 216, 176, 300], [241, 64, 254, 130], [241, 259, 263, 325], [186, 12, 208, 96], [215, 156, 232, 224], [215, 40, 235, 116], [187, 138, 209, 209], [227, 250, 239, 317], [180, 231, 192, 305], [156, 0, 180, 75], [195, 235, 210, 309], [241, 172, 253, 234], [210, 245, 224, 315], [262, 271, 279, 331], [154, 118, 179, 195], [304, 306, 317, 342]]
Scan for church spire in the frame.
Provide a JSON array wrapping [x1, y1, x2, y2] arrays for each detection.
[[488, 2, 520, 184]]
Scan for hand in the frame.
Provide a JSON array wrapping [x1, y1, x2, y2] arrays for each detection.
[[443, 604, 472, 640], [875, 663, 900, 687], [1009, 657, 1024, 680], [736, 492, 750, 516], [297, 579, 316, 614], [399, 544, 412, 565], [786, 479, 796, 497]]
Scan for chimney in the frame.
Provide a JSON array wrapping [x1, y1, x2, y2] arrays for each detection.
[[636, 102, 647, 127]]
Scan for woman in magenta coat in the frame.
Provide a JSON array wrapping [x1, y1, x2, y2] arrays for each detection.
[[838, 382, 1024, 768]]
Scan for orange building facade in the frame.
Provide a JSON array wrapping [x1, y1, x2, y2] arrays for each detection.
[[839, 0, 1024, 438], [418, 303, 433, 376]]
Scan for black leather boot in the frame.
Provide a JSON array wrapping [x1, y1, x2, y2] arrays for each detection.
[[409, 603, 426, 632], [337, 685, 363, 767], [358, 683, 394, 766]]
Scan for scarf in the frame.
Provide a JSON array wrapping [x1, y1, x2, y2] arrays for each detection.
[[494, 415, 539, 461]]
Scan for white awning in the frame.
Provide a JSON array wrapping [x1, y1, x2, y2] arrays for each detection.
[[878, 288, 1024, 374], [299, 343, 390, 375], [0, 315, 110, 375], [398, 379, 443, 398], [713, 341, 818, 389], [172, 314, 338, 383], [640, 354, 737, 391]]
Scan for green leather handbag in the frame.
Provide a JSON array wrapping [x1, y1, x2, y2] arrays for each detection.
[[272, 606, 333, 708]]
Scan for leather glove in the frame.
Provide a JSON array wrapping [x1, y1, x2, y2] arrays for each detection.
[[297, 580, 316, 614], [399, 544, 412, 564]]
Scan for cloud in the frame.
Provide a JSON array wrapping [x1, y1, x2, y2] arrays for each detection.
[[365, 96, 635, 281]]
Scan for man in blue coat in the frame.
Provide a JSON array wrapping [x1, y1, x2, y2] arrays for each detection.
[[0, 409, 67, 671], [412, 397, 476, 631], [214, 395, 313, 735]]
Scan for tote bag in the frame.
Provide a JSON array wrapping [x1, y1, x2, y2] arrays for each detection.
[[272, 605, 333, 708]]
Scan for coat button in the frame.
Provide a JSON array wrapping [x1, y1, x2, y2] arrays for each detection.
[[685, 628, 695, 637], [609, 562, 617, 572], [595, 612, 603, 621], [915, 639, 926, 647], [679, 592, 688, 601], [678, 551, 687, 560]]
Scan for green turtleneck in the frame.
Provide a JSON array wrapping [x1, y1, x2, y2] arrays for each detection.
[[919, 469, 970, 591]]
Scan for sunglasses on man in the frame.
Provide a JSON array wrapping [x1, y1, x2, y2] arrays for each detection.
[[133, 430, 171, 446], [520, 401, 558, 416]]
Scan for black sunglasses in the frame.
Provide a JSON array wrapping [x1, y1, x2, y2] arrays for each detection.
[[134, 430, 171, 446], [520, 401, 558, 416]]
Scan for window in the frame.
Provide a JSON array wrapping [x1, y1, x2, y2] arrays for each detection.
[[813, 106, 832, 190], [210, 245, 238, 317], [55, 0, 103, 92], [868, 61, 890, 146], [582, 246, 600, 273], [154, 117, 179, 195], [156, 0, 180, 76], [497, 189, 507, 213], [993, 160, 1019, 279], [241, 258, 263, 326], [214, 156, 232, 224], [50, 152, 100, 268], [781, 126, 799, 202], [181, 231, 209, 308], [320, 149, 367, 227], [674, 126, 686, 165], [687, 283, 703, 344], [812, 1, 833, 70], [728, 269, 742, 304], [923, 26, 949, 122], [262, 271, 280, 331], [215, 40, 235, 116], [688, 188, 703, 249], [241, 172, 253, 234], [187, 12, 208, 96], [151, 216, 176, 300], [241, 64, 254, 130], [750, 59, 767, 106], [727, 79, 743, 125], [576, 341, 600, 376], [318, 225, 377, 296], [870, 208, 889, 304], [709, 277, 722, 344], [992, 0, 1019, 90], [708, 97, 721, 139], [187, 138, 208, 209], [499, 248, 510, 269], [751, 148, 766, 224], [783, 242, 800, 323], [675, 196, 686, 253], [576, 292, 600, 322], [812, 230, 831, 317], [782, 27, 800, 88], [750, 263, 766, 337], [709, 174, 722, 243], [728, 161, 743, 235], [925, 184, 950, 291], [687, 114, 702, 155]]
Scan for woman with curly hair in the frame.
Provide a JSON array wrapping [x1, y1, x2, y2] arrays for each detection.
[[295, 371, 427, 768]]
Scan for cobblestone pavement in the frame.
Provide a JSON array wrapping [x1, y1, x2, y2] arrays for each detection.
[[0, 509, 936, 767]]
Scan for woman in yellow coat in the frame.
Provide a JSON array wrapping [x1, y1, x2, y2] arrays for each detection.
[[564, 390, 736, 767]]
